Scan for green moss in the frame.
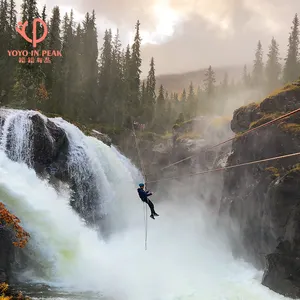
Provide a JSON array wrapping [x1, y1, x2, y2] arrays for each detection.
[[265, 167, 280, 178], [211, 116, 231, 128], [41, 111, 93, 135], [176, 132, 202, 141], [287, 163, 300, 174], [174, 119, 193, 128], [279, 123, 300, 135], [284, 164, 300, 181], [267, 81, 300, 98], [137, 131, 162, 141], [249, 113, 282, 129], [161, 132, 172, 139], [238, 102, 260, 112]]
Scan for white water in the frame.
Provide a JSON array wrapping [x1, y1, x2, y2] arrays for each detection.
[[0, 109, 289, 300]]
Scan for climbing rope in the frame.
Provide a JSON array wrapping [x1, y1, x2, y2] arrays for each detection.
[[147, 151, 300, 183], [161, 107, 300, 171], [127, 108, 300, 248], [132, 120, 148, 250]]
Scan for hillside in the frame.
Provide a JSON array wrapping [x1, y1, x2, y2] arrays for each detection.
[[152, 64, 244, 93]]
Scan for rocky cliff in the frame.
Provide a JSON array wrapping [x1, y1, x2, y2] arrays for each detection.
[[2, 79, 300, 298], [0, 109, 112, 284], [221, 80, 300, 298], [118, 80, 300, 298], [117, 115, 233, 192]]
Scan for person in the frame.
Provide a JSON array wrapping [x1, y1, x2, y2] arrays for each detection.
[[137, 183, 159, 219]]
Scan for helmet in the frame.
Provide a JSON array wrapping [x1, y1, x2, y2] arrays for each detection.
[[139, 183, 144, 187]]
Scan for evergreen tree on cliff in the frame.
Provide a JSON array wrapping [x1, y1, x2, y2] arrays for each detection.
[[154, 84, 166, 132], [180, 88, 187, 116], [38, 5, 47, 51], [187, 81, 196, 118], [45, 6, 62, 113], [98, 28, 112, 123], [122, 44, 131, 126], [144, 57, 156, 124], [81, 10, 99, 122], [12, 0, 46, 109], [0, 0, 16, 105], [140, 80, 146, 115], [220, 72, 229, 113], [203, 65, 216, 114], [60, 10, 83, 119], [128, 20, 142, 118], [252, 40, 264, 87], [109, 29, 124, 126], [242, 65, 251, 87], [283, 14, 300, 83], [265, 37, 281, 92]]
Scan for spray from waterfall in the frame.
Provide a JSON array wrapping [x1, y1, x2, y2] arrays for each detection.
[[0, 108, 289, 300]]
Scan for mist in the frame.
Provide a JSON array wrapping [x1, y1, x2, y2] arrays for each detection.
[[14, 0, 300, 75]]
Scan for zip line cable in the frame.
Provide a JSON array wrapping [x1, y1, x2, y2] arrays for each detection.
[[132, 121, 148, 250], [129, 108, 300, 248], [147, 151, 300, 183], [161, 107, 300, 171]]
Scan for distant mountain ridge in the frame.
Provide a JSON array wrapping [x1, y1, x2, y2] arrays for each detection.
[[152, 64, 245, 93]]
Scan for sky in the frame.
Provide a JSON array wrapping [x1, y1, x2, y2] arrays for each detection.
[[15, 0, 300, 75]]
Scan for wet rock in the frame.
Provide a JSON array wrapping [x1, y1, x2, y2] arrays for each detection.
[[231, 103, 262, 133], [262, 241, 300, 298], [29, 114, 69, 176], [220, 80, 300, 296], [90, 129, 112, 146], [0, 228, 13, 283]]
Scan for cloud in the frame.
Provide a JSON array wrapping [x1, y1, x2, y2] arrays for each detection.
[[16, 0, 300, 75]]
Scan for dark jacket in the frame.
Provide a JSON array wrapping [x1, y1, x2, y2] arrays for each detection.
[[137, 188, 152, 201]]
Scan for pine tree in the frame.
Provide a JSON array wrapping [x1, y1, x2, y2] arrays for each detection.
[[265, 37, 281, 91], [187, 82, 196, 118], [122, 44, 131, 126], [203, 65, 216, 114], [252, 40, 264, 87], [109, 29, 124, 126], [203, 65, 216, 97], [141, 80, 146, 108], [19, 0, 39, 53], [155, 84, 166, 132], [41, 5, 46, 21], [98, 28, 112, 122], [0, 0, 13, 104], [144, 57, 156, 124], [60, 11, 80, 118], [180, 88, 187, 115], [45, 6, 62, 113], [219, 72, 229, 113], [81, 10, 99, 122], [12, 0, 46, 109], [128, 20, 142, 118], [7, 0, 16, 46], [242, 65, 250, 87], [283, 14, 300, 83]]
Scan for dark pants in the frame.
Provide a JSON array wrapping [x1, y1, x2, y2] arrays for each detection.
[[142, 198, 156, 215]]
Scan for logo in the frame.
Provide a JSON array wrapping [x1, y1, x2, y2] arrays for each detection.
[[7, 18, 62, 64], [16, 18, 48, 48]]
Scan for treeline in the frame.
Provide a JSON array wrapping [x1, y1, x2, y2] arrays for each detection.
[[0, 0, 178, 133], [173, 13, 300, 125], [0, 1, 300, 135]]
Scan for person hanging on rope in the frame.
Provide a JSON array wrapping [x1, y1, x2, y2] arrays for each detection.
[[137, 183, 159, 220]]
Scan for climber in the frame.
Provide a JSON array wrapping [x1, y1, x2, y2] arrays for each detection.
[[137, 183, 159, 220]]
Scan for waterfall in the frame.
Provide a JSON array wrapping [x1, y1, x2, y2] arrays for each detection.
[[0, 108, 288, 300]]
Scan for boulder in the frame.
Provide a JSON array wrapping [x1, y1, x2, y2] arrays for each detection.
[[90, 129, 112, 146], [221, 80, 300, 297], [0, 228, 13, 283]]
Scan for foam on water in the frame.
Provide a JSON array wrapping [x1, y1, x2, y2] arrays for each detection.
[[0, 109, 290, 300]]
